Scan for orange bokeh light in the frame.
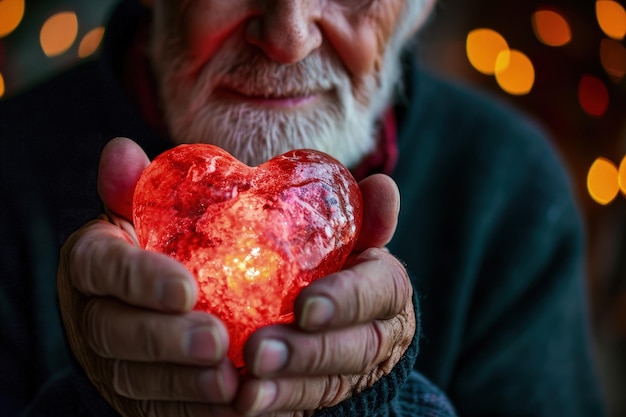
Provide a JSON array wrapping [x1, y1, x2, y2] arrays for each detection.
[[78, 27, 105, 58], [578, 75, 610, 117], [0, 72, 5, 98], [40, 12, 78, 57], [495, 50, 535, 95], [466, 28, 509, 75], [596, 0, 626, 40], [532, 9, 572, 47], [619, 155, 626, 196], [0, 0, 25, 38], [600, 38, 626, 81], [588, 157, 619, 205], [616, 154, 626, 197]]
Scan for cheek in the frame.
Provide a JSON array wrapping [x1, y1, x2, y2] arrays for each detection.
[[323, 0, 405, 78], [370, 0, 405, 70], [174, 2, 253, 65]]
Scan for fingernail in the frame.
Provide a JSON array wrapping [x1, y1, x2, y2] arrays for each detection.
[[299, 296, 334, 329], [254, 339, 288, 375], [250, 381, 277, 414], [187, 326, 222, 362], [160, 279, 193, 311]]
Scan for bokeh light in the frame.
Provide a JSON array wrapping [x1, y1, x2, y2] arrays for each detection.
[[578, 74, 610, 117], [588, 157, 619, 205], [40, 12, 78, 57], [0, 72, 5, 98], [0, 0, 25, 38], [466, 28, 510, 75], [596, 0, 626, 40], [78, 27, 105, 58], [600, 38, 626, 81], [495, 50, 535, 95], [619, 155, 626, 196], [532, 8, 572, 47]]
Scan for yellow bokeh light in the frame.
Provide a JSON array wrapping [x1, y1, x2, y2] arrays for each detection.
[[588, 157, 619, 205], [494, 50, 535, 95], [40, 12, 78, 57], [78, 27, 105, 58], [0, 73, 5, 98], [596, 0, 626, 40], [466, 28, 510, 75], [618, 155, 626, 196], [0, 0, 25, 38], [532, 9, 572, 47]]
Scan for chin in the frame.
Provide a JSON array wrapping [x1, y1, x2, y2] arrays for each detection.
[[166, 99, 377, 168]]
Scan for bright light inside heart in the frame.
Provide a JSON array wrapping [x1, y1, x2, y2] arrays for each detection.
[[133, 144, 362, 367]]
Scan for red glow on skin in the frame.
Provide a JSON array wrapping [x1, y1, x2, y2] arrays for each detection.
[[133, 144, 362, 367]]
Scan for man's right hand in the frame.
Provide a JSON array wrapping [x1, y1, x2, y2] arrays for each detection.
[[57, 138, 240, 417]]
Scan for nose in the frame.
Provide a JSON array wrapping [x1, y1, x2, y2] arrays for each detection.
[[246, 0, 323, 64]]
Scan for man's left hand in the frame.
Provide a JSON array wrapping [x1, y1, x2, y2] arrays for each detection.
[[236, 175, 416, 416]]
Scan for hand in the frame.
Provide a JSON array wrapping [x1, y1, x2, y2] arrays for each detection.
[[235, 174, 417, 416], [57, 138, 240, 417]]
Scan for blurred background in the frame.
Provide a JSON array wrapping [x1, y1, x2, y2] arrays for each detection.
[[0, 0, 624, 415]]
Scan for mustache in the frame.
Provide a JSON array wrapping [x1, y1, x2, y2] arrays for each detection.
[[208, 48, 348, 98]]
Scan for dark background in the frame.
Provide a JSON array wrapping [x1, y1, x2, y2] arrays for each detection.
[[0, 1, 624, 415]]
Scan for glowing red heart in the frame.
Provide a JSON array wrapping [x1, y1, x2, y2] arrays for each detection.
[[133, 144, 362, 367]]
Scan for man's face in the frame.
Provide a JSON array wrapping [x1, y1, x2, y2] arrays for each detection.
[[146, 0, 430, 167]]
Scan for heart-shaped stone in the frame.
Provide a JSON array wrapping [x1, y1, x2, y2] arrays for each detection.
[[133, 144, 362, 367]]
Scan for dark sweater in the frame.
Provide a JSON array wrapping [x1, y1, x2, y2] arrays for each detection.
[[0, 1, 606, 416]]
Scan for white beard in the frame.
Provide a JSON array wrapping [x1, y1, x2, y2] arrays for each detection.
[[149, 22, 405, 168]]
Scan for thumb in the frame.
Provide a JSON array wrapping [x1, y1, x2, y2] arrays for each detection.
[[97, 137, 150, 221], [353, 174, 400, 251]]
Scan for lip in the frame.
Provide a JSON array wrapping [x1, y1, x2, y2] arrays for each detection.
[[214, 87, 322, 108]]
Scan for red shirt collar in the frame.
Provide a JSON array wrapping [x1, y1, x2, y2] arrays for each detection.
[[350, 107, 398, 181]]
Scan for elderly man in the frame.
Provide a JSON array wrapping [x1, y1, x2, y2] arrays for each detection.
[[0, 0, 606, 416]]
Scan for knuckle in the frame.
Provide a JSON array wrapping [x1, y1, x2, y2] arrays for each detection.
[[360, 321, 386, 372], [372, 312, 415, 376], [136, 318, 166, 361], [384, 255, 412, 319], [67, 231, 100, 294], [108, 243, 143, 300], [318, 375, 352, 408], [329, 270, 361, 323], [113, 360, 136, 398], [67, 221, 120, 294], [70, 226, 143, 301], [140, 400, 158, 417], [298, 333, 328, 373], [84, 299, 113, 357]]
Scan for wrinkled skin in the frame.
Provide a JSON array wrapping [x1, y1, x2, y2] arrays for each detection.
[[58, 138, 415, 416], [58, 0, 432, 415]]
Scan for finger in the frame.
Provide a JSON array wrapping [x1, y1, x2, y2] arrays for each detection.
[[244, 312, 414, 377], [113, 359, 238, 402], [98, 137, 150, 221], [65, 220, 197, 312], [294, 248, 412, 331], [85, 298, 229, 365], [236, 374, 360, 416], [353, 174, 400, 251]]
